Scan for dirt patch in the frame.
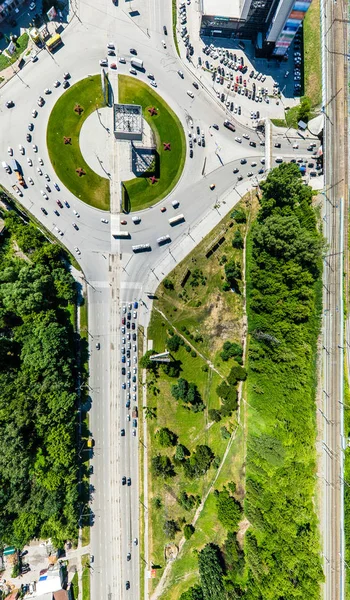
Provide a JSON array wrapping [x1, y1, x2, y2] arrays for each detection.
[[12, 239, 30, 262], [204, 293, 241, 353], [164, 543, 178, 562], [237, 517, 250, 548]]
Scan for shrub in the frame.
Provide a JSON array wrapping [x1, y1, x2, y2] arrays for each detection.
[[232, 229, 243, 249], [164, 278, 174, 290], [208, 408, 222, 423], [167, 334, 182, 352], [184, 523, 195, 539], [220, 426, 231, 439], [191, 350, 197, 358], [163, 519, 179, 539], [157, 427, 178, 447]]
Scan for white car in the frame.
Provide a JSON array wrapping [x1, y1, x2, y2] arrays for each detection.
[[243, 134, 250, 140], [32, 109, 38, 118], [101, 218, 109, 223], [129, 68, 137, 75], [99, 59, 108, 67], [37, 167, 42, 175], [27, 158, 33, 166], [44, 173, 50, 181], [235, 137, 242, 143], [41, 190, 49, 199], [31, 52, 38, 62], [55, 227, 64, 236], [73, 209, 80, 217], [187, 90, 194, 98], [19, 144, 24, 154], [75, 247, 81, 255], [293, 143, 299, 149], [162, 40, 167, 48], [54, 80, 60, 87], [251, 161, 257, 167], [44, 88, 51, 94], [38, 157, 43, 165], [28, 177, 34, 185], [150, 81, 157, 88], [33, 144, 38, 152], [119, 57, 126, 63], [7, 147, 13, 156]]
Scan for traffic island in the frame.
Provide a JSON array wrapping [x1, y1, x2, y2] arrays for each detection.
[[47, 75, 110, 210], [118, 75, 186, 212]]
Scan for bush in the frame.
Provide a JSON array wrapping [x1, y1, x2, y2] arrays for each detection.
[[184, 523, 195, 539], [231, 208, 247, 223], [191, 350, 197, 358], [164, 278, 174, 290], [201, 364, 209, 372], [157, 427, 178, 447], [216, 488, 242, 531], [208, 408, 222, 423], [232, 229, 243, 249], [151, 454, 175, 478], [152, 496, 162, 510], [175, 444, 189, 461], [220, 426, 231, 439]]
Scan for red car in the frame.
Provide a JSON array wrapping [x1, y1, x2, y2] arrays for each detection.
[[110, 63, 117, 69], [122, 316, 126, 325], [160, 207, 166, 212], [56, 199, 63, 208], [120, 219, 127, 225]]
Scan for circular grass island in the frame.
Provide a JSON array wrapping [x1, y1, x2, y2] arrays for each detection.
[[47, 75, 110, 211], [47, 74, 186, 212], [118, 75, 186, 213]]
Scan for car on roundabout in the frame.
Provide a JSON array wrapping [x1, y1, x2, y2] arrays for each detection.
[[41, 207, 48, 215], [44, 88, 51, 95], [54, 80, 60, 87], [26, 133, 31, 142], [120, 219, 127, 225], [6, 100, 14, 108], [32, 109, 38, 118], [33, 144, 38, 152], [27, 158, 33, 166], [63, 80, 70, 89], [72, 222, 79, 230], [160, 207, 166, 212], [209, 183, 216, 190], [28, 177, 34, 185]]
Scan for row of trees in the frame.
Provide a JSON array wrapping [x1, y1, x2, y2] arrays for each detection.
[[151, 444, 215, 480], [0, 213, 79, 548]]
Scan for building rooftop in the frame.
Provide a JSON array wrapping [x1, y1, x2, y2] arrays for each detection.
[[202, 0, 241, 19], [113, 103, 142, 139]]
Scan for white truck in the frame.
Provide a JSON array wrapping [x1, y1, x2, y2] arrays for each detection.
[[131, 58, 144, 70]]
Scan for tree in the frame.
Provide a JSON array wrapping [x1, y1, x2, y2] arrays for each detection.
[[163, 519, 179, 539], [151, 454, 175, 478], [224, 260, 241, 290], [231, 208, 247, 223], [220, 341, 243, 363], [198, 543, 226, 600], [140, 350, 157, 371], [216, 489, 242, 531], [167, 334, 182, 353], [184, 523, 195, 539], [297, 96, 312, 123], [208, 409, 221, 423], [152, 496, 162, 510], [178, 491, 199, 510], [232, 229, 243, 249], [228, 365, 247, 383], [157, 427, 178, 447], [220, 426, 231, 440], [171, 378, 189, 401], [143, 406, 157, 420]]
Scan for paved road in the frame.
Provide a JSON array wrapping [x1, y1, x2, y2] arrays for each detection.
[[321, 0, 347, 596], [0, 1, 322, 599]]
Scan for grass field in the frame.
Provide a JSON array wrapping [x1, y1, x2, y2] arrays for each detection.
[[145, 200, 249, 592], [303, 0, 322, 107], [71, 572, 79, 600], [47, 75, 110, 210], [118, 75, 186, 212], [0, 33, 29, 71]]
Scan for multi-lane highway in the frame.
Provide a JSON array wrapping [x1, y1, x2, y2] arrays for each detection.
[[0, 0, 323, 598]]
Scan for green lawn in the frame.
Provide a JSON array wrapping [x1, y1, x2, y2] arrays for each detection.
[[71, 572, 79, 600], [303, 0, 322, 106], [0, 33, 29, 71], [82, 567, 90, 600], [118, 75, 186, 212], [145, 201, 248, 592], [47, 75, 110, 210]]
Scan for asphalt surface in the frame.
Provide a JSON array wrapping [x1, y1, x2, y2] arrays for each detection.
[[0, 1, 322, 599]]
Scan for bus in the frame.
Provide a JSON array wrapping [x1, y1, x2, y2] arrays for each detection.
[[46, 33, 62, 52], [132, 244, 151, 253], [114, 231, 130, 238], [168, 214, 185, 226], [157, 235, 171, 246]]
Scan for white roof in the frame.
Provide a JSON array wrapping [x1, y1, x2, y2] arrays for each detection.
[[202, 0, 241, 18]]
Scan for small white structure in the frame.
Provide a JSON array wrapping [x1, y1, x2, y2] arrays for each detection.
[[114, 103, 143, 140]]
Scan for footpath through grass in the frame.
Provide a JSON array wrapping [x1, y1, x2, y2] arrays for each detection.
[[0, 33, 29, 71], [118, 75, 186, 212], [303, 0, 322, 106], [47, 75, 110, 210]]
